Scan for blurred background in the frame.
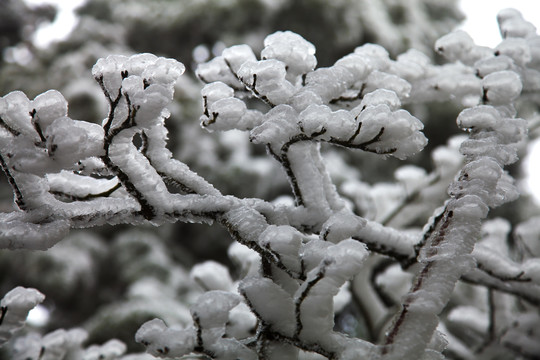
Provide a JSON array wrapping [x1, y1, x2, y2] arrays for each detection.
[[0, 0, 539, 357]]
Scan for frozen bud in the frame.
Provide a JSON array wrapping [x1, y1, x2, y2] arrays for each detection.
[[354, 44, 391, 71], [325, 110, 357, 139], [135, 319, 196, 358], [358, 89, 401, 111], [2, 91, 37, 141], [364, 71, 411, 99], [474, 55, 514, 78], [435, 30, 475, 62], [237, 59, 296, 104], [92, 55, 128, 96], [141, 57, 185, 85], [190, 261, 233, 291], [450, 194, 489, 220], [460, 137, 519, 164], [121, 75, 144, 100], [304, 67, 354, 102], [201, 81, 234, 103], [298, 104, 331, 136], [32, 90, 68, 130], [457, 105, 501, 130], [126, 53, 159, 75], [482, 70, 522, 104], [250, 104, 299, 146], [334, 54, 370, 79], [392, 49, 430, 80], [356, 105, 427, 159], [320, 211, 366, 243], [258, 225, 303, 273], [290, 90, 323, 111], [497, 8, 537, 39], [261, 31, 317, 81], [203, 97, 245, 127], [222, 44, 257, 73], [324, 240, 368, 280], [462, 158, 503, 187], [191, 291, 241, 330], [434, 71, 483, 100], [196, 57, 242, 87], [494, 38, 531, 66], [45, 117, 105, 166], [0, 287, 45, 345]]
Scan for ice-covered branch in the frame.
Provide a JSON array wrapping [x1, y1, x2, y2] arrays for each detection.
[[380, 64, 527, 360], [0, 287, 44, 345], [2, 8, 540, 360]]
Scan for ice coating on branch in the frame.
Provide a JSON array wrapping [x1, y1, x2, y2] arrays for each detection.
[[191, 291, 241, 337], [0, 287, 45, 345], [296, 240, 367, 341], [237, 59, 296, 104], [354, 43, 392, 71], [228, 242, 261, 277], [0, 214, 70, 250], [474, 55, 515, 78], [298, 104, 356, 139], [391, 49, 431, 80], [364, 71, 411, 99], [261, 31, 317, 82], [197, 56, 244, 88], [239, 276, 295, 336], [304, 66, 355, 103], [498, 8, 537, 39], [334, 53, 370, 79], [495, 38, 531, 66], [249, 104, 298, 146], [200, 82, 263, 131], [222, 44, 257, 74], [225, 302, 257, 339], [482, 70, 522, 104], [12, 328, 88, 360], [360, 89, 402, 110], [258, 225, 303, 273], [320, 210, 367, 243], [84, 339, 127, 360], [190, 261, 234, 291], [135, 319, 196, 358], [45, 117, 104, 167], [1, 91, 37, 141], [435, 30, 490, 65], [32, 90, 69, 130], [456, 105, 501, 130], [353, 104, 427, 159]]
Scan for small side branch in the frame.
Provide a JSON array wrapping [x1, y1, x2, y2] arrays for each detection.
[[294, 263, 327, 339], [0, 153, 26, 210]]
